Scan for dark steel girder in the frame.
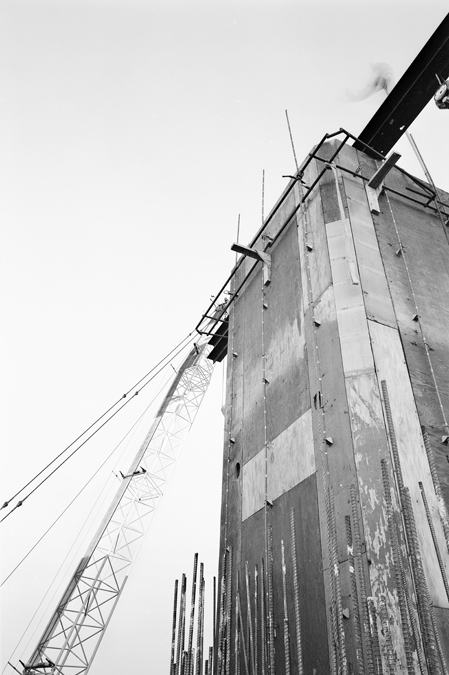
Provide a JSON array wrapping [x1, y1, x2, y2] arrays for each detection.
[[354, 13, 449, 157]]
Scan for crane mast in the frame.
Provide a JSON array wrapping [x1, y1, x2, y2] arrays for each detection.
[[21, 339, 214, 675]]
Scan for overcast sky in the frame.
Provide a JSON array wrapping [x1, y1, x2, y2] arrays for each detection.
[[1, 1, 448, 674]]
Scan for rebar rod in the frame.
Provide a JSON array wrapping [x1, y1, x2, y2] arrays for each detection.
[[281, 540, 291, 675], [177, 575, 187, 675], [329, 602, 338, 675], [289, 508, 304, 675], [237, 574, 250, 675], [171, 579, 179, 675], [400, 566, 426, 675], [267, 526, 276, 675], [430, 609, 449, 675], [181, 583, 188, 675], [345, 516, 365, 675], [188, 554, 199, 675], [381, 381, 441, 674], [406, 132, 448, 234], [368, 599, 383, 675], [380, 382, 405, 493], [328, 486, 348, 675], [260, 559, 267, 675], [380, 461, 414, 675], [285, 109, 299, 172], [235, 589, 241, 675], [254, 565, 258, 675], [217, 552, 227, 675], [196, 566, 205, 675], [378, 596, 395, 674], [402, 487, 442, 675], [422, 426, 449, 554], [212, 577, 216, 675], [350, 484, 375, 675], [225, 548, 233, 675], [419, 481, 449, 602], [244, 562, 255, 675]]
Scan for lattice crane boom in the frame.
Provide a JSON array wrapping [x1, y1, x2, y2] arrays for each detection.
[[20, 340, 215, 675]]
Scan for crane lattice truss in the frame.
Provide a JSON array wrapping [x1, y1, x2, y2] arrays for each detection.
[[23, 342, 214, 675]]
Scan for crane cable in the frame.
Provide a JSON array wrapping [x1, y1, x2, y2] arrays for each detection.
[[0, 376, 164, 587], [1, 364, 172, 601], [0, 331, 197, 523], [0, 370, 176, 675]]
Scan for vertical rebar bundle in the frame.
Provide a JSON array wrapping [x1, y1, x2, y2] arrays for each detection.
[[344, 515, 365, 675], [188, 554, 199, 675], [402, 487, 442, 675], [254, 565, 258, 675], [225, 548, 233, 675], [378, 596, 395, 675], [236, 573, 250, 675], [368, 599, 383, 675], [421, 426, 449, 554], [267, 526, 276, 675], [381, 380, 443, 675], [217, 552, 227, 675], [212, 577, 216, 675], [289, 508, 304, 675], [380, 460, 414, 675], [245, 562, 255, 675], [195, 565, 205, 675], [281, 540, 291, 675], [170, 579, 179, 675], [260, 558, 267, 675], [170, 558, 225, 675], [419, 481, 449, 602], [235, 578, 241, 675], [177, 575, 187, 675], [328, 486, 348, 675], [350, 484, 375, 675]]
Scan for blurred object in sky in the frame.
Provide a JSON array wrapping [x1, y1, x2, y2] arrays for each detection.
[[346, 62, 395, 100]]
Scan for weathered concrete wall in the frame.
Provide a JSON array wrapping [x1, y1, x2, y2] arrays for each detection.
[[216, 138, 449, 674]]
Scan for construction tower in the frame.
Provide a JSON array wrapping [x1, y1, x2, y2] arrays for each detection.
[[203, 133, 449, 674]]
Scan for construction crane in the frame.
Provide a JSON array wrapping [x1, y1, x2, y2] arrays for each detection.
[[18, 336, 216, 675]]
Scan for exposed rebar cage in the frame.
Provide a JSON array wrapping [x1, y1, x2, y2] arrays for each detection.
[[21, 342, 214, 675]]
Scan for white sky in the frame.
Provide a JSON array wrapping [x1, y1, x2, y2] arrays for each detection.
[[1, 1, 448, 674]]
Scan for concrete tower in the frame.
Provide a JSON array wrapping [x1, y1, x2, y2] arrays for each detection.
[[210, 135, 449, 674]]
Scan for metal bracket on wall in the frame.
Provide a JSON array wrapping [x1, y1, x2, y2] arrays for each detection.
[[366, 151, 401, 214], [231, 242, 272, 286]]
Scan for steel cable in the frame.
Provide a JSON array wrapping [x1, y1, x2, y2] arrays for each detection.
[[1, 333, 196, 522]]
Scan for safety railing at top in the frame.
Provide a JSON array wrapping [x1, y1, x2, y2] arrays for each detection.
[[195, 127, 449, 340]]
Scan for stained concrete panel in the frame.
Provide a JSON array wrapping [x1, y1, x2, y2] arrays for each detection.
[[240, 475, 329, 675], [345, 371, 409, 667], [340, 148, 397, 329], [304, 292, 359, 561], [267, 408, 314, 503], [241, 448, 265, 522], [326, 218, 374, 376], [236, 269, 265, 465], [264, 223, 310, 444], [374, 175, 449, 514], [369, 319, 449, 608], [299, 159, 333, 302], [241, 409, 314, 522]]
